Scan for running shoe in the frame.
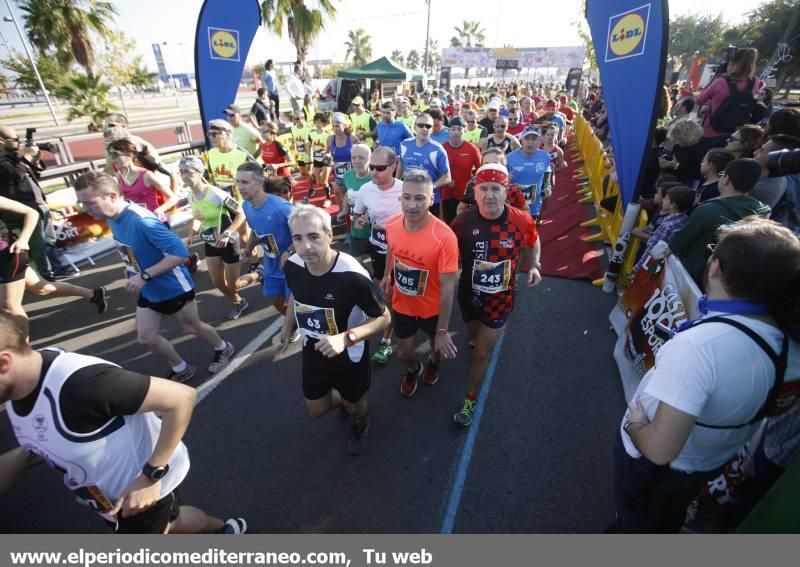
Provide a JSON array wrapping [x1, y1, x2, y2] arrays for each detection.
[[347, 418, 370, 456], [454, 398, 476, 427], [89, 287, 108, 314], [184, 252, 199, 274], [218, 518, 248, 534], [209, 341, 235, 373], [308, 186, 317, 198], [228, 298, 249, 320], [423, 356, 439, 385], [167, 364, 196, 383], [400, 362, 423, 398], [372, 341, 392, 365], [248, 263, 264, 283]]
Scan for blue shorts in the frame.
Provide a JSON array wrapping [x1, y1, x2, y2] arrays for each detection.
[[262, 275, 290, 299]]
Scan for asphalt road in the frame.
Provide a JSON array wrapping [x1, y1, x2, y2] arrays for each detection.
[[0, 238, 624, 534]]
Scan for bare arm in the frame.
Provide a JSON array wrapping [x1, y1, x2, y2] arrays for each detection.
[[434, 272, 459, 359], [626, 399, 696, 465], [0, 448, 39, 496], [144, 171, 178, 214], [0, 196, 40, 252]]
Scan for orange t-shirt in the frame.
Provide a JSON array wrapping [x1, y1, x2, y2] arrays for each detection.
[[385, 213, 459, 319]]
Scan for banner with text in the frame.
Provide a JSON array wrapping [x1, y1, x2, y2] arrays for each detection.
[[609, 255, 701, 401], [194, 0, 261, 135], [586, 0, 668, 206], [441, 46, 586, 70]]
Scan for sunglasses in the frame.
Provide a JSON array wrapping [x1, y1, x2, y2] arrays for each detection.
[[496, 125, 507, 129], [416, 123, 433, 129], [208, 131, 226, 137], [369, 164, 390, 171], [106, 123, 123, 129]]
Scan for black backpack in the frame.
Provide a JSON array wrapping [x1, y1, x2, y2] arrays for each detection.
[[710, 79, 758, 133]]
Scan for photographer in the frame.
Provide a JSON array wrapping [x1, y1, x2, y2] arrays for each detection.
[[0, 124, 69, 280], [659, 118, 704, 188]]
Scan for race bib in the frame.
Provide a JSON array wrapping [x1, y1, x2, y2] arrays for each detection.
[[472, 259, 511, 294], [370, 225, 387, 252], [334, 161, 352, 178], [294, 301, 339, 340], [394, 258, 429, 296], [115, 242, 141, 273], [518, 184, 537, 206], [200, 227, 219, 243], [313, 148, 326, 162], [255, 230, 280, 259]]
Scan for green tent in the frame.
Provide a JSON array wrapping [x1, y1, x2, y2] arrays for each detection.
[[337, 56, 423, 81]]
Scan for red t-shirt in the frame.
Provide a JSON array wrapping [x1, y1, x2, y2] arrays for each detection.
[[443, 141, 482, 201], [260, 140, 291, 177]]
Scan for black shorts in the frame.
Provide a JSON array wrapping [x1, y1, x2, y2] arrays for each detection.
[[137, 289, 196, 316], [459, 299, 509, 329], [204, 241, 241, 264], [0, 250, 28, 284], [369, 247, 387, 281], [298, 160, 309, 167], [113, 485, 182, 534], [441, 198, 459, 225], [392, 310, 438, 340], [302, 348, 371, 403]]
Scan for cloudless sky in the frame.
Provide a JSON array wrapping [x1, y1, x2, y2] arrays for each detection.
[[0, 0, 762, 75]]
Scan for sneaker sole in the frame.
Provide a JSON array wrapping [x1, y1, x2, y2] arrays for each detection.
[[170, 367, 196, 383], [423, 375, 439, 386], [453, 414, 473, 427], [208, 344, 236, 374]]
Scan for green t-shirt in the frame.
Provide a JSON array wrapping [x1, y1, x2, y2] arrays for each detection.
[[204, 147, 251, 198], [291, 125, 312, 161], [232, 124, 261, 157], [343, 169, 372, 239]]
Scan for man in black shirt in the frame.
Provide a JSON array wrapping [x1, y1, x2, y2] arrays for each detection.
[[275, 204, 390, 455], [250, 88, 272, 127]]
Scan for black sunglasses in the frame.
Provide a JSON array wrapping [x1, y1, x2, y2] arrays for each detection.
[[369, 164, 390, 171], [415, 123, 433, 129]]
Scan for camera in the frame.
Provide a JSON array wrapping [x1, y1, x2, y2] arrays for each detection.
[[711, 45, 738, 82], [767, 149, 800, 177], [657, 146, 674, 161], [25, 127, 55, 154]]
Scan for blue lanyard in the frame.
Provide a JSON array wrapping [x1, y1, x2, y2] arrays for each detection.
[[674, 295, 770, 335]]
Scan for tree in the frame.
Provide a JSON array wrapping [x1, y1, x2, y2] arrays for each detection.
[[129, 66, 158, 89], [0, 50, 69, 95], [345, 28, 372, 66], [260, 0, 337, 64], [407, 50, 420, 70], [95, 32, 149, 113], [18, 0, 118, 78], [668, 14, 727, 74], [391, 50, 405, 66], [572, 18, 598, 74], [449, 20, 485, 78], [54, 73, 115, 131]]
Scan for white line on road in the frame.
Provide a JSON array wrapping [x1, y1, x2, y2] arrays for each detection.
[[195, 316, 285, 405]]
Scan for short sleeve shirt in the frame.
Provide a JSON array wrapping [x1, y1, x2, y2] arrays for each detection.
[[352, 179, 403, 252], [443, 141, 482, 201], [242, 195, 294, 281], [343, 170, 373, 239], [376, 121, 413, 155]]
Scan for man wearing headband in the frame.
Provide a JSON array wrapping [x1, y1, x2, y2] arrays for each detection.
[[450, 164, 542, 426]]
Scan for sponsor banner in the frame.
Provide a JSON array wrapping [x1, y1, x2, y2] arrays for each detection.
[[440, 46, 585, 70], [609, 254, 701, 401], [586, 0, 668, 206]]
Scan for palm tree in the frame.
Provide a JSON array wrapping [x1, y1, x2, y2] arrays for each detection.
[[18, 0, 118, 78], [450, 20, 485, 79], [406, 50, 420, 70], [261, 0, 337, 64], [391, 50, 404, 66], [423, 39, 440, 73], [345, 28, 372, 66]]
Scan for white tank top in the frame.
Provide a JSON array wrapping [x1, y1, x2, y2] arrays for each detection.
[[5, 350, 189, 519]]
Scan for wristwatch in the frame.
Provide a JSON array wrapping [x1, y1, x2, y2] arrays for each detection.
[[142, 462, 169, 481], [140, 270, 152, 281], [222, 230, 239, 241], [345, 330, 359, 347]]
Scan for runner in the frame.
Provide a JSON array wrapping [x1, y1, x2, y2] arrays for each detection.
[[328, 113, 354, 212], [308, 113, 332, 206], [442, 118, 482, 224], [352, 147, 404, 364], [479, 116, 521, 154], [236, 163, 295, 318], [380, 169, 459, 398], [457, 148, 529, 216], [259, 122, 296, 199], [103, 113, 159, 175], [179, 157, 249, 320], [275, 205, 391, 455], [337, 144, 373, 262], [348, 96, 377, 147], [376, 101, 413, 156], [74, 172, 235, 383], [396, 97, 417, 131], [463, 109, 487, 144], [0, 312, 246, 534], [507, 126, 553, 224], [398, 113, 452, 217], [535, 100, 567, 146], [290, 113, 313, 188], [450, 164, 542, 426], [224, 104, 264, 159], [203, 120, 254, 199]]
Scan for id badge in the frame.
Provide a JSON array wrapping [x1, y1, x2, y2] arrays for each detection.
[[518, 184, 537, 206], [294, 301, 339, 340], [256, 231, 280, 258], [115, 242, 140, 273], [394, 258, 429, 296], [472, 259, 511, 293], [370, 225, 387, 251]]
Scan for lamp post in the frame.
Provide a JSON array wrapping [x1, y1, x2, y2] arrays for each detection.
[[423, 0, 431, 76], [3, 2, 59, 125], [161, 42, 182, 107]]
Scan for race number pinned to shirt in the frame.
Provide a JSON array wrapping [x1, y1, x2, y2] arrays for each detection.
[[200, 227, 219, 243], [472, 259, 511, 293], [370, 224, 388, 252], [115, 242, 141, 273], [255, 230, 280, 258], [333, 162, 352, 179], [518, 184, 537, 206], [294, 301, 339, 340], [394, 258, 429, 296]]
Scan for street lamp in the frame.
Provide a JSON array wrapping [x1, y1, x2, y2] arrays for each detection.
[[423, 0, 431, 75], [2, 2, 60, 125]]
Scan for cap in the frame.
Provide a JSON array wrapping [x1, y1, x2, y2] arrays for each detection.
[[534, 96, 543, 104], [429, 98, 442, 108], [519, 126, 542, 139], [208, 119, 232, 132], [449, 117, 465, 128], [475, 163, 509, 186], [487, 100, 501, 110], [331, 112, 348, 125], [178, 155, 206, 174], [508, 96, 518, 102], [544, 99, 557, 109], [223, 104, 241, 115], [351, 96, 364, 105]]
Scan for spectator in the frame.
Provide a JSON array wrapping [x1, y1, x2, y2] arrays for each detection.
[[669, 97, 696, 125], [250, 88, 271, 127], [639, 128, 670, 208], [634, 185, 695, 272], [660, 118, 704, 188], [755, 87, 775, 125], [696, 47, 760, 151], [697, 148, 736, 203], [668, 158, 771, 286], [763, 107, 800, 139], [632, 180, 684, 244], [754, 134, 800, 232], [725, 124, 763, 159]]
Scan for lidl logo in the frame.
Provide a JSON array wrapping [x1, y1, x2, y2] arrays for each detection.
[[605, 4, 650, 62], [208, 27, 240, 61]]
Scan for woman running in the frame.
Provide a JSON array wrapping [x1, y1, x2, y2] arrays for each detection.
[[308, 113, 332, 207], [259, 122, 296, 200], [328, 112, 353, 212], [179, 156, 249, 320], [109, 139, 177, 225]]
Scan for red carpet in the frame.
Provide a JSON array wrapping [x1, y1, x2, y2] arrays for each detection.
[[289, 176, 341, 216], [538, 153, 604, 280]]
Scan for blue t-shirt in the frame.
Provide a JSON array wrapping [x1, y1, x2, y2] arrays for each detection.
[[243, 195, 294, 284], [108, 203, 193, 303], [376, 121, 413, 155], [399, 138, 450, 204], [430, 127, 450, 145], [507, 149, 552, 209]]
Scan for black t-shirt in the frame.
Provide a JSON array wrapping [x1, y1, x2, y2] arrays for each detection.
[[11, 350, 150, 434], [284, 252, 385, 367], [251, 100, 270, 125], [697, 181, 720, 203], [479, 117, 495, 134]]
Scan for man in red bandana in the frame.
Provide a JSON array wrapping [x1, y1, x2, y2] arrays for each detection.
[[450, 163, 542, 427]]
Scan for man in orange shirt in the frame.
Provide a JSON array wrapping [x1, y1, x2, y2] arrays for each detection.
[[380, 169, 459, 398]]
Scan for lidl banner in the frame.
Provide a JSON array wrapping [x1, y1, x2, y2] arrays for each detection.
[[194, 0, 261, 134], [585, 0, 668, 206], [609, 254, 701, 401]]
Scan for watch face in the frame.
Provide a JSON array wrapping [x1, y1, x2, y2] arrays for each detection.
[[151, 467, 167, 480]]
